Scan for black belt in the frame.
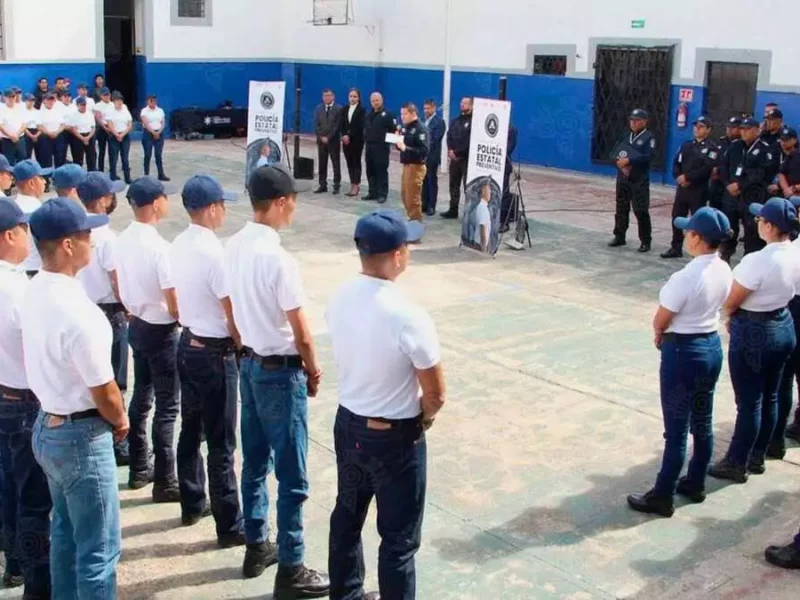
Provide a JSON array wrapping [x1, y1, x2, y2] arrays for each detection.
[[98, 302, 126, 317], [242, 347, 302, 369], [0, 384, 35, 400], [338, 406, 421, 430], [662, 332, 718, 342], [735, 307, 787, 322], [185, 330, 235, 353], [44, 408, 100, 421], [129, 316, 178, 332]]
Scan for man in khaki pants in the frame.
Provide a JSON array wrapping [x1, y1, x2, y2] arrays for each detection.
[[396, 103, 429, 226]]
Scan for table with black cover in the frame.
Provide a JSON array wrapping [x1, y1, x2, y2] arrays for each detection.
[[169, 107, 248, 138]]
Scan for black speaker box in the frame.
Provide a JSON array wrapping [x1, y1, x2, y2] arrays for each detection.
[[294, 157, 315, 180]]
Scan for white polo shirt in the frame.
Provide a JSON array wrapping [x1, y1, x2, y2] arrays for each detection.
[[659, 253, 733, 333], [326, 274, 441, 419], [22, 107, 41, 130], [0, 260, 30, 389], [94, 101, 113, 126], [57, 102, 76, 121], [116, 221, 175, 324], [21, 271, 114, 414], [73, 96, 96, 112], [171, 224, 229, 338], [106, 106, 132, 134], [77, 224, 118, 305], [69, 109, 96, 135], [735, 241, 800, 311], [0, 106, 25, 139], [224, 222, 305, 355], [140, 106, 166, 133], [14, 195, 42, 272], [39, 107, 64, 135]]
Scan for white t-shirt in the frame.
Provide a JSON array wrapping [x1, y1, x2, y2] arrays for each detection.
[[116, 221, 175, 324], [14, 195, 42, 272], [171, 224, 230, 339], [140, 106, 166, 132], [69, 109, 96, 135], [57, 102, 76, 121], [77, 224, 118, 305], [22, 107, 41, 129], [39, 107, 64, 135], [106, 106, 132, 134], [21, 271, 114, 414], [0, 260, 30, 389], [94, 101, 113, 126], [659, 253, 733, 333], [0, 106, 25, 139], [473, 201, 491, 246], [326, 275, 441, 419], [224, 222, 305, 356], [734, 240, 800, 311], [73, 96, 96, 112]]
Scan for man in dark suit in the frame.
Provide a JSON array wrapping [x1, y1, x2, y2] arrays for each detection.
[[421, 99, 446, 216], [314, 89, 343, 194]]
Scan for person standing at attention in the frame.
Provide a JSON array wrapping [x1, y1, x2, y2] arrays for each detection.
[[94, 88, 113, 173], [115, 177, 181, 501], [421, 99, 446, 216], [341, 88, 365, 198], [326, 209, 446, 600], [396, 103, 429, 226], [106, 91, 133, 184], [22, 198, 128, 598], [12, 160, 51, 277], [67, 97, 97, 171], [313, 89, 343, 195], [225, 164, 329, 598], [141, 95, 170, 181], [0, 89, 27, 166], [21, 94, 41, 162], [441, 97, 473, 219]]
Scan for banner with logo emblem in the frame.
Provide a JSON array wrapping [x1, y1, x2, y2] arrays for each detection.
[[245, 81, 286, 184], [461, 97, 512, 254]]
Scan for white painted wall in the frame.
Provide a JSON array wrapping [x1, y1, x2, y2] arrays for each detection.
[[5, 0, 97, 61]]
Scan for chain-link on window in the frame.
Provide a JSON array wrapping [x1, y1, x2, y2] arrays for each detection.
[[178, 0, 206, 19], [533, 55, 567, 76]]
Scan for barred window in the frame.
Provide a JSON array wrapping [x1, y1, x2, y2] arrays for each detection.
[[172, 0, 212, 26], [179, 0, 206, 19], [0, 0, 5, 59], [533, 55, 567, 76]]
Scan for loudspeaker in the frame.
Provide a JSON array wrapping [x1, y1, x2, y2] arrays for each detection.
[[499, 77, 508, 101], [294, 157, 314, 180]]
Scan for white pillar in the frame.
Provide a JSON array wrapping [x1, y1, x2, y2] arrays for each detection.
[[440, 0, 452, 174]]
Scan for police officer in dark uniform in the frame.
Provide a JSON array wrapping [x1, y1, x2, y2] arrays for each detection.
[[760, 108, 783, 183], [774, 127, 800, 198], [441, 97, 473, 219], [500, 124, 518, 231], [719, 116, 774, 259], [396, 103, 429, 224], [362, 92, 396, 204], [661, 116, 718, 259], [609, 108, 655, 252], [708, 117, 741, 210]]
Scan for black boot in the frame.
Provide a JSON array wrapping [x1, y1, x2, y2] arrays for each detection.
[[243, 541, 278, 579], [638, 242, 651, 253], [440, 209, 459, 219], [332, 184, 340, 195], [158, 173, 171, 182], [152, 483, 181, 503], [675, 477, 706, 503], [608, 237, 626, 247], [765, 542, 800, 569], [273, 564, 330, 599], [660, 247, 683, 259], [708, 457, 748, 483], [313, 185, 328, 194], [128, 466, 154, 490], [626, 489, 675, 518], [767, 440, 786, 460], [181, 503, 211, 527], [747, 453, 766, 475]]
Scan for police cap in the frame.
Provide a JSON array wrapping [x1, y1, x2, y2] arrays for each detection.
[[628, 108, 649, 120], [780, 127, 798, 140], [766, 108, 784, 120], [739, 117, 760, 129], [727, 116, 742, 128], [693, 115, 712, 128]]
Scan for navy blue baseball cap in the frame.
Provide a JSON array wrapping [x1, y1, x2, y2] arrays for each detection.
[[23, 93, 35, 102], [727, 116, 742, 127], [739, 117, 760, 129], [0, 155, 13, 174], [693, 115, 712, 127], [13, 159, 52, 182], [3, 88, 14, 98], [182, 175, 235, 210], [77, 83, 88, 90], [674, 207, 731, 242], [110, 91, 123, 100], [75, 97, 87, 106], [52, 164, 87, 190], [629, 108, 649, 120], [248, 164, 303, 201], [100, 87, 110, 96], [0, 200, 29, 232], [77, 172, 126, 204], [127, 176, 177, 207], [780, 127, 798, 140], [29, 198, 108, 241], [766, 108, 784, 120], [354, 210, 412, 255], [10, 87, 21, 94], [749, 197, 798, 233]]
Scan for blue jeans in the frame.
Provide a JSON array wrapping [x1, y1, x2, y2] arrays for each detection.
[[32, 413, 120, 599], [104, 307, 129, 392], [654, 333, 723, 496], [329, 407, 427, 600], [107, 135, 131, 181], [239, 358, 308, 566], [127, 317, 179, 486], [774, 296, 800, 444], [177, 332, 243, 536], [727, 309, 797, 466], [0, 389, 51, 598], [142, 131, 165, 177]]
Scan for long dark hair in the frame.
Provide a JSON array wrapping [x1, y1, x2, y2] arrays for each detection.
[[349, 88, 362, 104]]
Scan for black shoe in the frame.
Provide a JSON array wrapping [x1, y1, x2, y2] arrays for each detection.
[[158, 174, 171, 182], [425, 207, 436, 217], [313, 186, 328, 194], [181, 503, 212, 526], [748, 454, 766, 475], [128, 467, 154, 490], [376, 196, 387, 205], [152, 484, 181, 503], [440, 210, 459, 219], [638, 242, 651, 253], [124, 177, 132, 185], [708, 458, 748, 483], [332, 186, 340, 195], [660, 247, 683, 259], [273, 564, 330, 599], [218, 531, 246, 549], [499, 224, 510, 234], [626, 489, 675, 518], [675, 477, 706, 503], [242, 541, 278, 579], [608, 237, 626, 247], [767, 441, 786, 460], [115, 450, 130, 467], [765, 542, 800, 569], [3, 572, 23, 588], [786, 422, 800, 443], [361, 193, 377, 201]]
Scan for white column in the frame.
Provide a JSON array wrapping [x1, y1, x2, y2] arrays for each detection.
[[440, 0, 452, 174]]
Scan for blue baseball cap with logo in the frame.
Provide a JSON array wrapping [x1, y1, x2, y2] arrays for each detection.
[[780, 127, 798, 140], [52, 164, 87, 190], [673, 207, 731, 242], [749, 197, 798, 233], [182, 175, 235, 210], [354, 210, 413, 255], [739, 117, 760, 129], [100, 87, 111, 96], [0, 155, 13, 174], [727, 116, 742, 128], [127, 176, 177, 207], [23, 93, 35, 102], [13, 160, 52, 183], [693, 115, 713, 128], [29, 198, 108, 241], [629, 108, 649, 120], [77, 172, 126, 204], [0, 199, 29, 232]]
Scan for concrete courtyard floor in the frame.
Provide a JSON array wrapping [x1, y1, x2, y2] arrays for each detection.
[[4, 138, 800, 599]]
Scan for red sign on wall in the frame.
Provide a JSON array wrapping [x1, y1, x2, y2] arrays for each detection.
[[679, 88, 694, 103]]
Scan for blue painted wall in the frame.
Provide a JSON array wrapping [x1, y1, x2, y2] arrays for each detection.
[[0, 63, 104, 96]]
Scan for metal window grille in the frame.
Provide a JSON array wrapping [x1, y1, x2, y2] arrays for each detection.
[[704, 62, 758, 127], [178, 0, 206, 19], [0, 0, 4, 59], [533, 55, 567, 76]]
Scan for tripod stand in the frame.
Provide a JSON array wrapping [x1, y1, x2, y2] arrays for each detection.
[[496, 161, 532, 253]]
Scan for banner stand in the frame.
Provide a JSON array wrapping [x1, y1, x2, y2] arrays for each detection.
[[245, 81, 286, 187]]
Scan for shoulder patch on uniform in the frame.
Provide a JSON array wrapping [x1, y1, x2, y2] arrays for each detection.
[[767, 153, 773, 160], [636, 139, 644, 146], [709, 151, 718, 160], [465, 122, 470, 129], [649, 138, 656, 148], [753, 148, 760, 156], [419, 133, 426, 140], [701, 148, 708, 154], [381, 111, 386, 117]]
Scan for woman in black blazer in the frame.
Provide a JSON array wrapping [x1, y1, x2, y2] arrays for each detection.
[[341, 88, 366, 197]]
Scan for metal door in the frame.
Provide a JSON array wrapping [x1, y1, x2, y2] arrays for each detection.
[[703, 62, 758, 125], [591, 45, 675, 170]]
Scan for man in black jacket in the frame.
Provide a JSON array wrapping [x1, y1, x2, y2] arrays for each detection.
[[362, 92, 396, 204], [421, 99, 445, 216], [313, 89, 343, 194], [396, 103, 429, 224], [441, 97, 473, 219]]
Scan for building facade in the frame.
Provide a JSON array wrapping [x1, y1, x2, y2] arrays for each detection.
[[2, 0, 799, 181]]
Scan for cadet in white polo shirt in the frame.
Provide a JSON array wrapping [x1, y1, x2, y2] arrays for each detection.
[[116, 176, 181, 501], [0, 88, 27, 165], [0, 200, 51, 598], [141, 94, 170, 181], [22, 94, 41, 162], [52, 163, 87, 201], [11, 159, 52, 277], [37, 93, 65, 171], [22, 198, 127, 598], [225, 165, 329, 598], [94, 88, 113, 173], [326, 209, 446, 600], [171, 174, 244, 545], [106, 91, 133, 184], [67, 97, 97, 171]]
